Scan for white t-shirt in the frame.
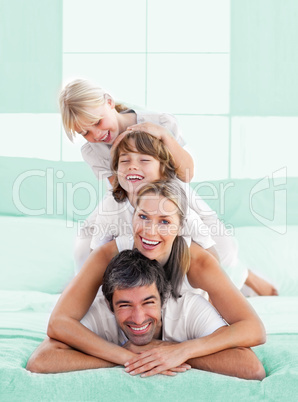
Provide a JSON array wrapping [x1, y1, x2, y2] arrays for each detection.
[[81, 291, 226, 346]]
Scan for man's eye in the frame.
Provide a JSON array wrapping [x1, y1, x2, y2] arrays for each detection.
[[139, 214, 147, 220]]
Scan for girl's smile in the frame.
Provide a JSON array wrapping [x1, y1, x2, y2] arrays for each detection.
[[77, 100, 137, 145], [78, 102, 119, 144]]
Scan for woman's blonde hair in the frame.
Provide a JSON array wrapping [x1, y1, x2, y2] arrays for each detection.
[[59, 79, 128, 141], [135, 180, 191, 298], [111, 131, 177, 202]]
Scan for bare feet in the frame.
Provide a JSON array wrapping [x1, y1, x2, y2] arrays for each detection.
[[245, 270, 278, 296]]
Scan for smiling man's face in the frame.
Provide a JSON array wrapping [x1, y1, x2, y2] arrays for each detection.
[[112, 283, 162, 346]]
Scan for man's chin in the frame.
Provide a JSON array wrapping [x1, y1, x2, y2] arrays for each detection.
[[126, 333, 154, 347], [131, 339, 151, 346]]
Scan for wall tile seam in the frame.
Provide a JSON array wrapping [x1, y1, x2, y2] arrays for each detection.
[[63, 52, 230, 55]]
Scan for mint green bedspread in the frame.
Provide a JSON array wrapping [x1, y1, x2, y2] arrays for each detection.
[[1, 291, 298, 402]]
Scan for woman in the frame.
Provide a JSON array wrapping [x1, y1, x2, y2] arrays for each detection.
[[46, 180, 265, 376], [61, 79, 277, 296]]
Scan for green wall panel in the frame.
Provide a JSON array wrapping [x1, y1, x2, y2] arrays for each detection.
[[231, 0, 298, 116], [0, 0, 62, 113]]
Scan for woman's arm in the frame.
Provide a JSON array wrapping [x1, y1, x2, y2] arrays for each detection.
[[47, 241, 134, 365], [187, 241, 266, 347]]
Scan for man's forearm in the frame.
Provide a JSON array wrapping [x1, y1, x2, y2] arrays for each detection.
[[26, 338, 120, 374], [179, 324, 264, 365], [127, 338, 266, 380], [48, 316, 134, 366], [187, 347, 265, 380]]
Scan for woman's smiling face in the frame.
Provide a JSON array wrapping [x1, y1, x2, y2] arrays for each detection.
[[133, 193, 181, 266], [117, 140, 161, 199]]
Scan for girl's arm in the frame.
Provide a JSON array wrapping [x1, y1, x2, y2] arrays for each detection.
[[112, 122, 194, 182], [187, 241, 266, 347], [158, 130, 194, 182], [47, 241, 134, 365]]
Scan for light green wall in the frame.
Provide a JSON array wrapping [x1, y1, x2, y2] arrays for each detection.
[[0, 0, 62, 113], [1, 1, 297, 179], [231, 0, 298, 116]]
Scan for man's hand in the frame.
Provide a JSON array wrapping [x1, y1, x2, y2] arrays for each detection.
[[124, 342, 191, 377]]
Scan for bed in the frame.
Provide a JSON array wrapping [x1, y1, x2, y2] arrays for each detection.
[[1, 156, 298, 401]]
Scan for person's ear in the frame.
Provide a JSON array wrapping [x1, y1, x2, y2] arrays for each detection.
[[105, 95, 115, 109]]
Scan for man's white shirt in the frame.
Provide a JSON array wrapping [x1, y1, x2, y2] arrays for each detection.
[[81, 291, 227, 346]]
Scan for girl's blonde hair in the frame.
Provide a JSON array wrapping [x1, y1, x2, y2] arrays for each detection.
[[111, 131, 177, 202], [59, 79, 128, 141], [135, 180, 191, 298]]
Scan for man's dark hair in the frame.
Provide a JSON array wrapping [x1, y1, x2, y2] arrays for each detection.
[[102, 249, 171, 311]]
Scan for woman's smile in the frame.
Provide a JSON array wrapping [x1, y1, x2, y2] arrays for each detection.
[[133, 194, 181, 266]]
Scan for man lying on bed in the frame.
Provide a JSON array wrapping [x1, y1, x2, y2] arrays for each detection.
[[26, 249, 265, 380]]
